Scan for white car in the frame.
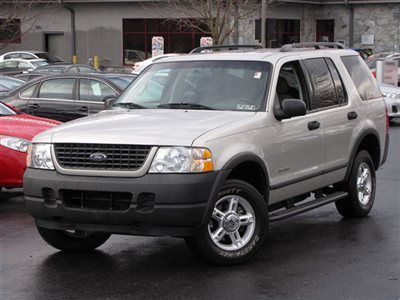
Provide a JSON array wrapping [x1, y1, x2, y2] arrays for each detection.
[[131, 54, 180, 74], [0, 58, 48, 74], [380, 83, 400, 119], [0, 51, 63, 64]]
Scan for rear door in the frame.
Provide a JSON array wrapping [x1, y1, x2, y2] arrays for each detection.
[[76, 78, 118, 118], [302, 57, 355, 174], [28, 77, 77, 122]]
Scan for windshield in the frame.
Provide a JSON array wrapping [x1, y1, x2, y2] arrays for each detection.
[[112, 61, 271, 111], [0, 76, 25, 89], [106, 75, 137, 90], [31, 61, 49, 68], [0, 102, 16, 116]]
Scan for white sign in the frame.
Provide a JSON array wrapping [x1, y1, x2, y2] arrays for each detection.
[[361, 34, 374, 45], [383, 59, 398, 86], [200, 37, 213, 47], [152, 36, 164, 57]]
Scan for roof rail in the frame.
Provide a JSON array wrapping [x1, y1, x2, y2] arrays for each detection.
[[190, 45, 263, 54], [280, 42, 345, 52]]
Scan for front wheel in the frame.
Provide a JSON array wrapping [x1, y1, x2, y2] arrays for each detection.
[[36, 224, 111, 252], [186, 179, 268, 265], [335, 150, 376, 218]]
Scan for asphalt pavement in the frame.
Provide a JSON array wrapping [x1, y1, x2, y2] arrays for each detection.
[[1, 121, 399, 300]]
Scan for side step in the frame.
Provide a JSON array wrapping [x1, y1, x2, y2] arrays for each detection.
[[269, 191, 348, 222]]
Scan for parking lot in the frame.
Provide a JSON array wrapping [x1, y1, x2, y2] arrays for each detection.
[[0, 120, 399, 300]]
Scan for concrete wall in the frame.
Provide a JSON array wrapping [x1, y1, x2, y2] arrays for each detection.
[[1, 2, 399, 66]]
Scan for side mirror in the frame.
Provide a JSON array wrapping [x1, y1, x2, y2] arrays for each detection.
[[103, 96, 117, 109], [280, 99, 306, 119]]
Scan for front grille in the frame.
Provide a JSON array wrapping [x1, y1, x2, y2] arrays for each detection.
[[61, 190, 132, 211], [54, 143, 152, 171]]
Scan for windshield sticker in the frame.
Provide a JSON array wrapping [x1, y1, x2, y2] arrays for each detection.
[[237, 104, 257, 111], [254, 72, 262, 79]]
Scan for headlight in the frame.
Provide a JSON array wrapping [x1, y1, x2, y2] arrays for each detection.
[[149, 147, 214, 173], [27, 144, 54, 170], [383, 92, 400, 100], [0, 135, 31, 152]]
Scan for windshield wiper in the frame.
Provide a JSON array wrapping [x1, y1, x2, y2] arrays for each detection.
[[114, 102, 146, 109], [157, 102, 214, 110]]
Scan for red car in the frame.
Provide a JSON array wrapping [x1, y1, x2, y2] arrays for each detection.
[[0, 102, 60, 191]]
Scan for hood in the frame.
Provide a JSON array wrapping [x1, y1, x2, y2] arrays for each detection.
[[0, 113, 61, 141], [34, 109, 256, 146]]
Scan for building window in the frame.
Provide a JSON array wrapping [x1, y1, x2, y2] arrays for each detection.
[[0, 19, 21, 43], [316, 20, 334, 42], [123, 19, 209, 65], [255, 19, 300, 48]]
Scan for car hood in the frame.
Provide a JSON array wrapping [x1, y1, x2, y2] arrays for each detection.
[[34, 109, 256, 146], [0, 113, 61, 141]]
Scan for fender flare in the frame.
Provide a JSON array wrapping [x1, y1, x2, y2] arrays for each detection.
[[345, 128, 381, 181]]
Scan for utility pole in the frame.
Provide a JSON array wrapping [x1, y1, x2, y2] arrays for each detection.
[[261, 0, 266, 47]]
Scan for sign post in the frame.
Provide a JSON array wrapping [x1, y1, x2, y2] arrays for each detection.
[[152, 36, 164, 57]]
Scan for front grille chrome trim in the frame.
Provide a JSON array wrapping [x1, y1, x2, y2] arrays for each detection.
[[52, 145, 158, 177]]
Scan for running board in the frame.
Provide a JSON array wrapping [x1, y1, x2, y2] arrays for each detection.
[[269, 191, 348, 222]]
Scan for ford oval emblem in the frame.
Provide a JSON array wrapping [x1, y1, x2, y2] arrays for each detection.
[[89, 152, 107, 162]]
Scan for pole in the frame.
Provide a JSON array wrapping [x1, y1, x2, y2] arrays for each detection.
[[261, 0, 266, 48]]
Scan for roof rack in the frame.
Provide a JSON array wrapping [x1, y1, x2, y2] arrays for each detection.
[[280, 42, 345, 52], [190, 45, 263, 54]]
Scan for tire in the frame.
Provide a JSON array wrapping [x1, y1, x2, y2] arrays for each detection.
[[335, 150, 376, 218], [36, 224, 111, 252], [186, 179, 268, 265]]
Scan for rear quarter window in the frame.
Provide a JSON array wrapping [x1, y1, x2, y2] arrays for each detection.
[[340, 56, 382, 100]]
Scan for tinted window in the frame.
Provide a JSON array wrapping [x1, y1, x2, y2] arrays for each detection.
[[79, 79, 117, 102], [276, 61, 308, 109], [341, 56, 382, 100], [305, 58, 338, 108], [39, 79, 75, 100], [0, 61, 18, 69], [325, 59, 346, 104], [18, 61, 31, 69], [20, 53, 36, 59], [20, 84, 38, 98], [68, 67, 79, 73]]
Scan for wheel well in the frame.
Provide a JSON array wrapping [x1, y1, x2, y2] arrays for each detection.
[[356, 134, 380, 170], [226, 161, 267, 199]]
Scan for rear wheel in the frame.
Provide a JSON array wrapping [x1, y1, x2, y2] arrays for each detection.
[[185, 179, 268, 265], [335, 150, 376, 218], [36, 224, 111, 252]]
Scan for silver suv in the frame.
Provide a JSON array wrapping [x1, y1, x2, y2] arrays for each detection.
[[24, 43, 389, 265]]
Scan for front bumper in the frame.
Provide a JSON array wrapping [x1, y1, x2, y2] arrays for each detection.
[[24, 168, 226, 237]]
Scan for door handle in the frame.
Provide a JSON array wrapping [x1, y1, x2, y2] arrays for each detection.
[[347, 111, 358, 120], [76, 106, 88, 112], [27, 103, 40, 110], [308, 121, 320, 131]]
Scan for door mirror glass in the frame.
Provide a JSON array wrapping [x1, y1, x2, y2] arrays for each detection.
[[281, 99, 306, 118]]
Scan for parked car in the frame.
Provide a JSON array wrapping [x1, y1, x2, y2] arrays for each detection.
[[1, 73, 136, 122], [24, 43, 388, 265], [0, 75, 25, 96], [0, 51, 64, 64], [132, 54, 180, 74], [380, 83, 400, 119], [0, 102, 60, 192], [0, 59, 48, 76], [31, 63, 99, 74]]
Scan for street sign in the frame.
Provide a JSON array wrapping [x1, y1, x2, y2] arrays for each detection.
[[152, 36, 164, 57], [200, 37, 213, 47], [383, 59, 398, 86]]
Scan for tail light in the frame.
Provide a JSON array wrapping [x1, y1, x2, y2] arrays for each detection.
[[372, 71, 376, 78], [385, 106, 389, 133]]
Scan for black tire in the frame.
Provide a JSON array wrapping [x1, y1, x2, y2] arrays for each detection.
[[186, 179, 268, 265], [36, 224, 111, 252], [335, 150, 376, 218]]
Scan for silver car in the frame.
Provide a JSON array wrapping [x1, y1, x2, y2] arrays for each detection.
[[24, 43, 388, 265]]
